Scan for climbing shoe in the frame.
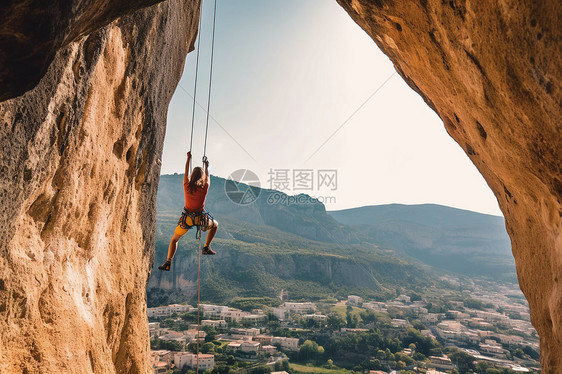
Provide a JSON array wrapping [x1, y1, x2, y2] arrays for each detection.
[[158, 260, 171, 271], [202, 246, 216, 255]]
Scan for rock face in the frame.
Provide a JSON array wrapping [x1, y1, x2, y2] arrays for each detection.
[[0, 0, 166, 101], [335, 0, 561, 371], [0, 0, 560, 372], [0, 0, 199, 372]]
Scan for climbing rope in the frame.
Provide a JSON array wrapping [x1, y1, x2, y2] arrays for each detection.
[[188, 6, 203, 174], [196, 232, 202, 372], [202, 0, 217, 160], [193, 0, 218, 370]]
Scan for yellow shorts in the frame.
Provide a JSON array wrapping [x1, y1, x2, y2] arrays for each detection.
[[174, 212, 215, 236]]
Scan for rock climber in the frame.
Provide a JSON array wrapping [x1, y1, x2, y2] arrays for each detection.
[[158, 151, 219, 271]]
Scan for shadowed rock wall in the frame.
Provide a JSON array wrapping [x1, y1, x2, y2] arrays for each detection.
[[336, 0, 561, 371], [0, 0, 199, 372]]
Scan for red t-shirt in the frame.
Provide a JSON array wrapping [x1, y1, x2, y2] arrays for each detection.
[[184, 181, 209, 212]]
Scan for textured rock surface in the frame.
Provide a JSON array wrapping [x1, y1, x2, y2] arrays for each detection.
[[336, 0, 561, 371], [0, 0, 199, 372], [1, 0, 561, 372], [0, 0, 167, 101]]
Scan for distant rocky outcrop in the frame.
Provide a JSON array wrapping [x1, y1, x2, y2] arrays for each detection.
[[336, 0, 561, 370], [0, 1, 199, 373]]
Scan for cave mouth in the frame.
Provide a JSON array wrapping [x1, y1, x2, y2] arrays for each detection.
[[150, 0, 534, 363], [1, 0, 557, 372]]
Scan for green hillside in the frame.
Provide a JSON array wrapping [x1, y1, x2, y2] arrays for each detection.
[[147, 175, 432, 307], [148, 175, 517, 307]]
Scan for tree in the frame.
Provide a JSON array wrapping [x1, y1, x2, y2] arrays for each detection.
[[298, 340, 324, 362], [410, 293, 422, 302], [203, 326, 217, 342], [449, 350, 476, 373], [523, 346, 539, 360], [247, 366, 271, 374], [360, 310, 378, 324], [346, 310, 358, 328], [476, 361, 494, 373], [327, 314, 345, 330], [201, 342, 215, 354], [211, 365, 230, 374]]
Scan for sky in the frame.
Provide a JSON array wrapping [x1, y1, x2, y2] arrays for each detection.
[[161, 0, 503, 216]]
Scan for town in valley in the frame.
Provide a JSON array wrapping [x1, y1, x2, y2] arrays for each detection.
[[148, 277, 540, 374]]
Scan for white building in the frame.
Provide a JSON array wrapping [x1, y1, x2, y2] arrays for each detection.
[[422, 313, 439, 323], [159, 331, 185, 342], [231, 328, 260, 336], [242, 313, 267, 324], [304, 314, 328, 322], [227, 342, 241, 351], [201, 319, 228, 329], [283, 302, 316, 313], [396, 295, 411, 304], [272, 337, 299, 351], [222, 308, 244, 323], [391, 319, 409, 328], [363, 302, 387, 313], [272, 307, 290, 321], [240, 341, 261, 353], [199, 304, 264, 323], [151, 349, 172, 373], [347, 295, 363, 306], [429, 355, 453, 370], [147, 304, 195, 318], [272, 303, 316, 321], [174, 352, 215, 371], [184, 329, 206, 342], [148, 322, 163, 338], [479, 342, 504, 355], [498, 334, 524, 345], [261, 345, 278, 355]]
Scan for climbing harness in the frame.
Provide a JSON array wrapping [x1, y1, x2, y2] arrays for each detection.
[[178, 208, 213, 238]]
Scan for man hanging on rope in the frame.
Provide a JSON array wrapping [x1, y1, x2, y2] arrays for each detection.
[[158, 151, 219, 271]]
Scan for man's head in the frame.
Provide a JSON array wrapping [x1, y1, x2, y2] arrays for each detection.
[[188, 167, 206, 193]]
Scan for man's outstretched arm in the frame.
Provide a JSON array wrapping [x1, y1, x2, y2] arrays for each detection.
[[184, 151, 192, 185]]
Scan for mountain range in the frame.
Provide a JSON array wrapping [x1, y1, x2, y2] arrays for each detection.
[[147, 174, 515, 307], [329, 204, 514, 279]]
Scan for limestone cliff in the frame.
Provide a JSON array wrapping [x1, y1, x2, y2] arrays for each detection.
[[0, 0, 199, 372], [336, 0, 561, 371]]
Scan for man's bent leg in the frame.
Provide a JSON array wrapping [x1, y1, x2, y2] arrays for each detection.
[[204, 220, 219, 248], [166, 233, 182, 261], [167, 225, 189, 261]]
